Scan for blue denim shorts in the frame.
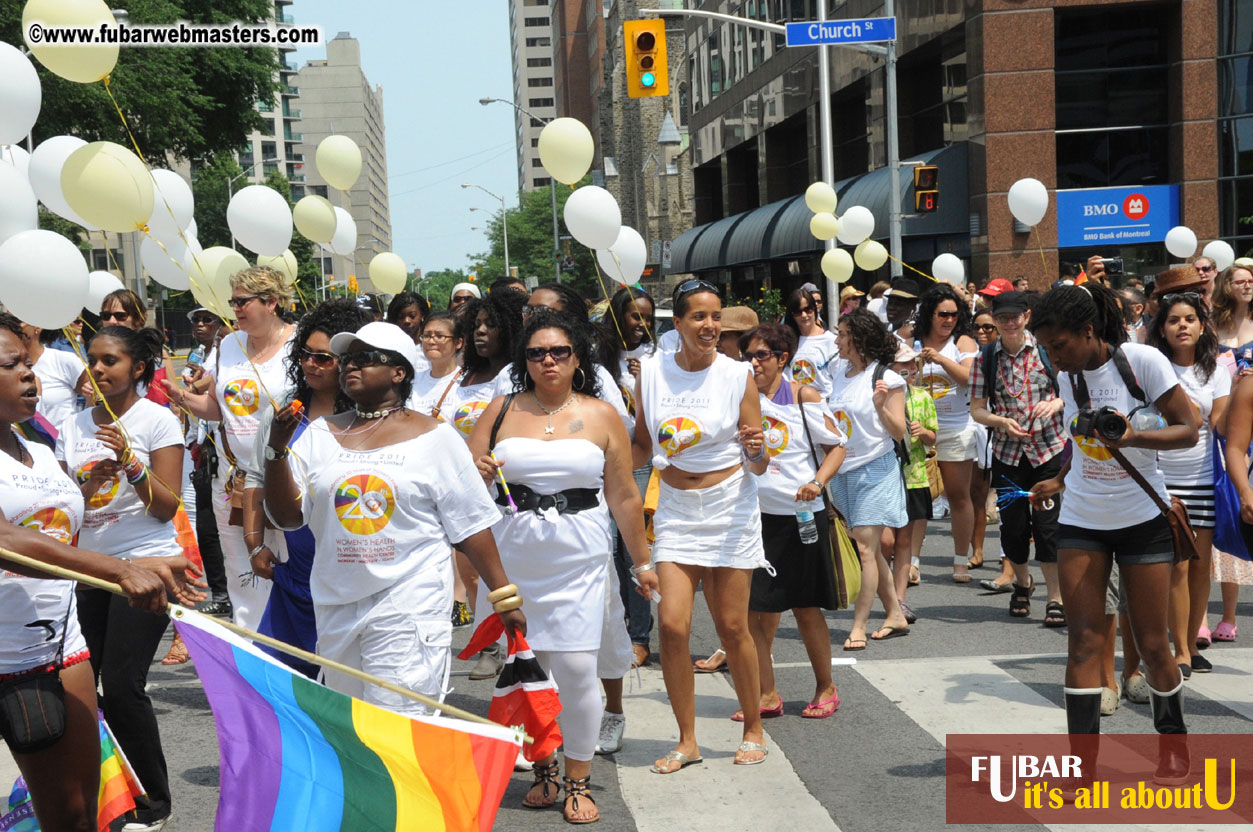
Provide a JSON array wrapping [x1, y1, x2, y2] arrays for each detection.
[[828, 450, 907, 530]]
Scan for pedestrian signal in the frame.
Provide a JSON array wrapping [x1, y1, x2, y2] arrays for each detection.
[[625, 20, 669, 98], [914, 164, 939, 213]]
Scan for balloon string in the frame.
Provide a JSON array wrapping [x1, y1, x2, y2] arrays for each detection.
[[884, 252, 938, 283], [1033, 226, 1049, 278], [588, 249, 654, 354]]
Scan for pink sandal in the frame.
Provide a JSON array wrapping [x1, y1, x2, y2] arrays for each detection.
[[1213, 622, 1238, 642], [801, 694, 840, 719]]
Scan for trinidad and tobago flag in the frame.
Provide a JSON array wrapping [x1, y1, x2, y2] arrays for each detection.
[[457, 614, 563, 762]]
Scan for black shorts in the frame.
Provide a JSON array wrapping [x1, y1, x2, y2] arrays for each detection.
[[1057, 514, 1174, 566], [905, 487, 932, 522]]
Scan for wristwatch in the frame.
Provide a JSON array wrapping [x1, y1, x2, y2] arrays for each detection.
[[264, 444, 289, 461], [808, 479, 824, 490]]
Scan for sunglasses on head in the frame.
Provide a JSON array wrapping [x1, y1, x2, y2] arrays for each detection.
[[672, 279, 719, 305], [299, 347, 337, 368], [742, 349, 785, 363], [340, 348, 399, 369], [1160, 292, 1202, 308], [525, 345, 573, 363]]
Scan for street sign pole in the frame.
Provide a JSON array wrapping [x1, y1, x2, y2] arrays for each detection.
[[885, 0, 902, 278], [816, 0, 838, 321]]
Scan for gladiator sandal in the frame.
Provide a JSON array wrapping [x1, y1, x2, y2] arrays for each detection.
[[562, 774, 599, 825], [522, 760, 560, 809]]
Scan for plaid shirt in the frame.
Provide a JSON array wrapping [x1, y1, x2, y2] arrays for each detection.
[[969, 334, 1067, 466]]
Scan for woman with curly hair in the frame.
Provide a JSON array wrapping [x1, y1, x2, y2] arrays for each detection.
[[469, 309, 657, 822], [826, 309, 911, 649], [915, 284, 981, 582], [1147, 293, 1229, 676], [242, 299, 373, 677]]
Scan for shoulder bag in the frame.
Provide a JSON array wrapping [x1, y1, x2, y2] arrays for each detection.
[[798, 396, 862, 608]]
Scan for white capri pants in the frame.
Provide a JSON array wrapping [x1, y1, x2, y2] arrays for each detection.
[[535, 649, 602, 762], [212, 457, 277, 630]]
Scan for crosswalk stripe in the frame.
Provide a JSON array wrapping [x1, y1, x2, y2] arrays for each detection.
[[1183, 647, 1253, 721], [615, 665, 840, 832]]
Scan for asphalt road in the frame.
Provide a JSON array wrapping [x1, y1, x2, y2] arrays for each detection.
[[10, 519, 1251, 831]]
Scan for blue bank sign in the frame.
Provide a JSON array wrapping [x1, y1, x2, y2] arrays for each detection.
[[1055, 185, 1180, 249]]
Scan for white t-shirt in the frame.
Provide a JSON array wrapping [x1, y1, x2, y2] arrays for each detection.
[[1159, 362, 1231, 485], [207, 330, 295, 472], [921, 337, 977, 435], [407, 367, 463, 422], [640, 352, 751, 472], [657, 330, 680, 354], [617, 344, 653, 431], [490, 363, 632, 433], [0, 439, 85, 673], [55, 399, 184, 559], [447, 378, 496, 440], [277, 421, 501, 608], [757, 390, 845, 515], [1059, 343, 1180, 530], [788, 331, 838, 400], [826, 359, 905, 472], [34, 348, 83, 429]]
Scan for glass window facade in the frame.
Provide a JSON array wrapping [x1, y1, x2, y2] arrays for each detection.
[[1221, 0, 1253, 253]]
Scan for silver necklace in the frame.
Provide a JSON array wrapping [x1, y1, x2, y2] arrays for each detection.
[[533, 391, 576, 435]]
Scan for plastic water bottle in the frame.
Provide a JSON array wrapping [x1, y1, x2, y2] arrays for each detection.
[[1129, 407, 1166, 432], [182, 344, 205, 384], [795, 507, 819, 544]]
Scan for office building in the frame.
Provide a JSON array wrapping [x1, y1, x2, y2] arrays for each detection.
[[509, 0, 559, 191]]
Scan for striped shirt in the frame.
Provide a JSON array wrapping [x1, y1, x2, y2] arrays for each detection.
[[969, 335, 1067, 466]]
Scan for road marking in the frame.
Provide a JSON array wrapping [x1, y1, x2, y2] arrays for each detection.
[[614, 666, 840, 832], [1184, 647, 1253, 721]]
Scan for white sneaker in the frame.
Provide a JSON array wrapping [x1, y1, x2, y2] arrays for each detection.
[[595, 711, 626, 755], [122, 816, 171, 832], [514, 749, 533, 772]]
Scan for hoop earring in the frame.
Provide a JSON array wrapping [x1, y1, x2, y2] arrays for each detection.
[[574, 367, 587, 390]]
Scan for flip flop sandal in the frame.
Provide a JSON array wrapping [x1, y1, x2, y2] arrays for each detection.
[[650, 750, 703, 774], [1043, 601, 1066, 628], [842, 638, 867, 652], [161, 635, 190, 665], [801, 694, 840, 719], [871, 625, 910, 641], [733, 741, 768, 766], [951, 555, 971, 583], [693, 648, 726, 673]]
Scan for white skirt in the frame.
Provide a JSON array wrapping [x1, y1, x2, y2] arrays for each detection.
[[652, 468, 770, 571]]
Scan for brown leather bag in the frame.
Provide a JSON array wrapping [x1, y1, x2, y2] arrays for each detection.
[[1106, 446, 1199, 563]]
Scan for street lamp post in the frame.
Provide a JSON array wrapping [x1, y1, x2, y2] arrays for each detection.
[[228, 157, 280, 248], [479, 97, 562, 283], [462, 184, 509, 279]]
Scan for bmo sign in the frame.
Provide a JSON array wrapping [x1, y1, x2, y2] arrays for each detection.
[[1056, 184, 1179, 248]]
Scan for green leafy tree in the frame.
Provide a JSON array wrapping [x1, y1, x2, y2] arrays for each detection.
[[189, 152, 243, 250], [414, 268, 472, 310], [0, 0, 280, 161], [469, 179, 606, 300]]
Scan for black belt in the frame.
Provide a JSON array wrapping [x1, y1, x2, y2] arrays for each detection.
[[495, 483, 599, 516]]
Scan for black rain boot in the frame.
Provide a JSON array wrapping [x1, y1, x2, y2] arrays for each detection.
[[1149, 680, 1189, 785], [1060, 688, 1102, 796]]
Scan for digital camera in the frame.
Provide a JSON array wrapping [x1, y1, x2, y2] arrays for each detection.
[[1072, 406, 1127, 441]]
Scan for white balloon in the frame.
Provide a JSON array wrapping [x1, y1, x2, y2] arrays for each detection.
[[1007, 178, 1049, 227], [141, 233, 202, 291], [1202, 240, 1236, 272], [0, 230, 89, 329], [0, 145, 31, 181], [596, 226, 647, 285], [932, 253, 965, 286], [227, 185, 293, 257], [1164, 226, 1198, 259], [147, 169, 195, 243], [836, 205, 875, 246], [564, 186, 622, 250], [28, 136, 98, 230], [85, 270, 124, 312], [0, 43, 41, 147], [0, 162, 38, 245], [328, 206, 357, 256], [185, 217, 198, 239]]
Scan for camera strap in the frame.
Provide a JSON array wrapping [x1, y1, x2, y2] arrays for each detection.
[[1068, 345, 1147, 410]]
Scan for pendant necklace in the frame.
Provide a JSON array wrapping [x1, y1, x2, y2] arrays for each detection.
[[534, 391, 576, 435]]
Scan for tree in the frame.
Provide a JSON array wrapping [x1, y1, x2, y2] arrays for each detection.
[[189, 152, 242, 250], [469, 179, 608, 301], [0, 0, 281, 162], [414, 268, 471, 311]]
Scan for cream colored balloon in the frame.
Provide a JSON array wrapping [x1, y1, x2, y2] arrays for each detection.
[[22, 0, 119, 84], [538, 118, 595, 186], [820, 248, 855, 283], [368, 252, 408, 295], [258, 250, 298, 284], [189, 246, 248, 320], [805, 182, 837, 215], [854, 240, 889, 271], [293, 195, 337, 243], [809, 212, 839, 242], [60, 141, 154, 232], [315, 135, 362, 191]]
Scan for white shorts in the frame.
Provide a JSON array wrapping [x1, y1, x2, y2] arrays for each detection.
[[936, 425, 980, 463], [314, 573, 452, 717], [652, 468, 770, 571]]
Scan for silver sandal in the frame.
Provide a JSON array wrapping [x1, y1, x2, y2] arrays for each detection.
[[650, 750, 703, 774], [734, 741, 768, 766]]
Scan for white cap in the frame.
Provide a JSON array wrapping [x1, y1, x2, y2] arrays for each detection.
[[451, 282, 481, 299], [186, 307, 218, 322], [328, 321, 421, 376]]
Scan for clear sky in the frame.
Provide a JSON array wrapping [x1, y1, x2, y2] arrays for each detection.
[[292, 1, 518, 275]]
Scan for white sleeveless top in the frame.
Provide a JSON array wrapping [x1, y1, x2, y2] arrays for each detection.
[[920, 336, 977, 434], [757, 390, 845, 515], [640, 352, 750, 472]]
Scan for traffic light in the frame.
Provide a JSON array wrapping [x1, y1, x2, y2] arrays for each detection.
[[624, 20, 669, 98], [913, 164, 939, 213]]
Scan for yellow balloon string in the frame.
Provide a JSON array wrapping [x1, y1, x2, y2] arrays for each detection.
[[587, 248, 654, 353], [1033, 225, 1049, 278], [884, 252, 939, 283]]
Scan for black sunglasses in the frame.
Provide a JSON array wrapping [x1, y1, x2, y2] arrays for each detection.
[[227, 295, 261, 310], [935, 310, 959, 319], [340, 349, 399, 369], [1160, 292, 1202, 308], [525, 345, 574, 363], [101, 311, 131, 323], [743, 349, 785, 362], [299, 347, 337, 367], [974, 323, 998, 332], [190, 316, 219, 326], [672, 279, 719, 305]]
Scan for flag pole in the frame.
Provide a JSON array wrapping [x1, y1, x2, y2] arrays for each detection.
[[0, 548, 530, 741]]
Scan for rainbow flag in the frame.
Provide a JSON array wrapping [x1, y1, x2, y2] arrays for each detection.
[[97, 715, 143, 831], [174, 610, 519, 832]]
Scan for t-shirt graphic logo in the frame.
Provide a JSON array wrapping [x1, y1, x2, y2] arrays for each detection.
[[657, 416, 703, 457], [334, 474, 396, 535], [922, 374, 951, 400], [1074, 435, 1114, 462], [20, 507, 74, 543], [453, 400, 489, 436], [75, 460, 119, 508], [761, 416, 789, 457], [832, 410, 853, 439], [223, 379, 260, 416], [792, 359, 817, 386]]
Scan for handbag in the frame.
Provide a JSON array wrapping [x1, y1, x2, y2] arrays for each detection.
[[798, 398, 862, 608], [925, 451, 944, 501], [0, 602, 71, 754], [1213, 434, 1252, 561], [1106, 445, 1199, 563]]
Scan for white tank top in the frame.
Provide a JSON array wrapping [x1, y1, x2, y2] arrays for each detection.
[[920, 336, 976, 434], [640, 352, 750, 472]]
